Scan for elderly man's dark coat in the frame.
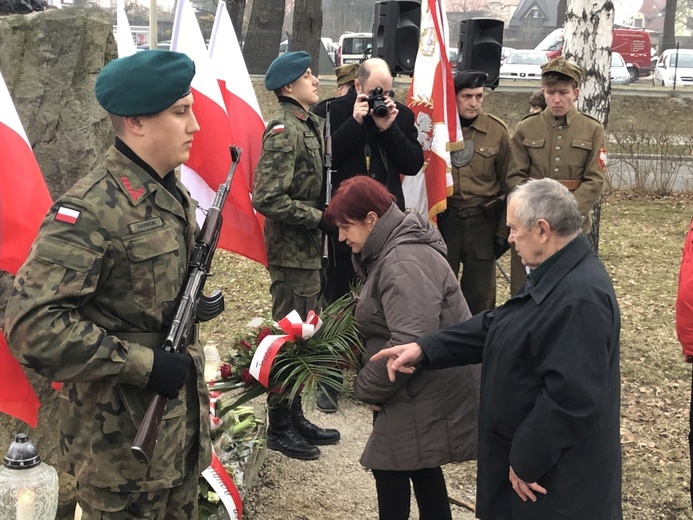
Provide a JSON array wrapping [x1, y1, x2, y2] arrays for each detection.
[[419, 236, 622, 520]]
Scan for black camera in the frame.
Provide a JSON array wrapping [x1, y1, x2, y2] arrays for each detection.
[[368, 87, 388, 118]]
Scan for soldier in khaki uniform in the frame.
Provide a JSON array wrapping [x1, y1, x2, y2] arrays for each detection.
[[252, 51, 340, 461], [507, 57, 607, 295], [438, 70, 511, 315], [5, 51, 210, 519]]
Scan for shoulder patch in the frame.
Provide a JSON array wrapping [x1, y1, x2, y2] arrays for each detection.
[[55, 206, 80, 225], [272, 124, 285, 134], [598, 148, 608, 171]]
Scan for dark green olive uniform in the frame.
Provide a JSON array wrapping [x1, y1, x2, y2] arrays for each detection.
[[252, 98, 325, 322], [5, 146, 211, 517], [506, 106, 607, 294], [438, 111, 510, 315]]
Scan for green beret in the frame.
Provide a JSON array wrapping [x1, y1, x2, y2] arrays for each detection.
[[541, 57, 583, 84], [95, 50, 195, 116], [265, 51, 312, 90], [454, 70, 488, 93]]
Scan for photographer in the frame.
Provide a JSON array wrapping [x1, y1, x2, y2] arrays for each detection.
[[312, 58, 423, 412]]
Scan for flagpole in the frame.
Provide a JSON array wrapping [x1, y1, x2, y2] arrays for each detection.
[[149, 0, 158, 49]]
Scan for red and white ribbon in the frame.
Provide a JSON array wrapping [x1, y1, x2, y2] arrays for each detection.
[[249, 310, 323, 387], [201, 453, 243, 519]]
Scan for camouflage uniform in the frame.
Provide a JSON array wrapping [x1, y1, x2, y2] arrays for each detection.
[[438, 111, 510, 315], [253, 99, 325, 322], [5, 146, 210, 516], [506, 107, 607, 294]]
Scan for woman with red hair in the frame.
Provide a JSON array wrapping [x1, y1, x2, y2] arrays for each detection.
[[326, 176, 480, 520]]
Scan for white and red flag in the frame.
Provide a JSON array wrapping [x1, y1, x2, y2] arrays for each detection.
[[115, 0, 137, 58], [0, 66, 51, 427], [404, 0, 461, 219], [171, 0, 267, 266], [209, 1, 265, 196]]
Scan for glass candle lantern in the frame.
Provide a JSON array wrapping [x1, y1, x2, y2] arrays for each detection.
[[0, 433, 59, 520]]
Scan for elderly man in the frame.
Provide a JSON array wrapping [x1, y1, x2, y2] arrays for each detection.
[[5, 51, 209, 518], [438, 69, 511, 315], [372, 179, 622, 520], [506, 57, 607, 295]]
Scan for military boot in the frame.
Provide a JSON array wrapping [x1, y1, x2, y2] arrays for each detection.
[[267, 403, 320, 460], [291, 395, 341, 445]]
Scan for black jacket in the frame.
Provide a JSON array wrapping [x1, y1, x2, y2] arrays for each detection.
[[419, 236, 622, 520], [312, 87, 424, 211]]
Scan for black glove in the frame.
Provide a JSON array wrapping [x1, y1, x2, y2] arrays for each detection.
[[494, 236, 511, 259], [146, 349, 193, 399], [318, 214, 338, 237]]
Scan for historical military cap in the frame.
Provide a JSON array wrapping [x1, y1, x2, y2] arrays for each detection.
[[454, 70, 488, 93], [541, 57, 583, 84], [95, 50, 195, 117], [335, 63, 359, 87], [265, 51, 312, 90]]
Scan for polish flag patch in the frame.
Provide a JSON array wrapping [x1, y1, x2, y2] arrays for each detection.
[[598, 148, 608, 172], [271, 124, 285, 134], [55, 206, 80, 225]]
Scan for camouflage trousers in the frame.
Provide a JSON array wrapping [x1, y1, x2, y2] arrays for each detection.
[[77, 463, 199, 519], [268, 265, 321, 322]]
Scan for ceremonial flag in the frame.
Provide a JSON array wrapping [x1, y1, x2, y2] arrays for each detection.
[[209, 1, 265, 194], [115, 0, 137, 58], [404, 0, 461, 219], [0, 66, 50, 427], [171, 0, 267, 266]]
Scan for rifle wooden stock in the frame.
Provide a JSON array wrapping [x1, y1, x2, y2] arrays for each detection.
[[130, 146, 241, 465], [131, 394, 166, 465]]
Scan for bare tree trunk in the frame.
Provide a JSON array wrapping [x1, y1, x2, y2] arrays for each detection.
[[243, 0, 285, 74], [563, 0, 614, 253], [662, 0, 677, 52], [291, 0, 323, 76], [227, 0, 246, 42]]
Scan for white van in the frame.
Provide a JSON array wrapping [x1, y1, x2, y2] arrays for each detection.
[[336, 32, 373, 66], [653, 48, 693, 87]]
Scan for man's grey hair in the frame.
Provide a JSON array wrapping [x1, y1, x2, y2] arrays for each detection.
[[509, 179, 583, 237]]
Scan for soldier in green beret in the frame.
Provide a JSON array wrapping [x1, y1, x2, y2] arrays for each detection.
[[5, 50, 210, 519], [252, 51, 341, 460], [506, 57, 607, 295]]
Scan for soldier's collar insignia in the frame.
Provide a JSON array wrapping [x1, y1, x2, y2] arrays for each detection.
[[292, 109, 308, 121], [120, 176, 146, 202]]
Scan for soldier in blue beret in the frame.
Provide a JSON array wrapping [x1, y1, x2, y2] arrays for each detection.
[[6, 50, 211, 518], [253, 51, 341, 460]]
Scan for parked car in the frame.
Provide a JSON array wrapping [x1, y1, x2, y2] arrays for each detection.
[[499, 50, 548, 81], [610, 52, 631, 85], [136, 40, 171, 51], [336, 32, 372, 66], [653, 48, 693, 87], [501, 46, 515, 63], [448, 48, 458, 74]]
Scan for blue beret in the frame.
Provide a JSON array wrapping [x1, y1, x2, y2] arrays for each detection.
[[454, 70, 488, 93], [265, 51, 312, 90], [95, 50, 195, 116]]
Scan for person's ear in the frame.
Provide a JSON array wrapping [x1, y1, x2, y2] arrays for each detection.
[[123, 115, 145, 136], [536, 219, 550, 240], [366, 211, 378, 226]]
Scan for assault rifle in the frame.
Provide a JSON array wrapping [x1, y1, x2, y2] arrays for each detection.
[[321, 101, 334, 268], [131, 146, 241, 465]]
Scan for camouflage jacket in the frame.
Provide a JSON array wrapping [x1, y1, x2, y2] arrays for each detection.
[[252, 100, 325, 269], [4, 146, 211, 496]]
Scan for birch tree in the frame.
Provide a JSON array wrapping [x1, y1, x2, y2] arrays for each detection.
[[562, 0, 614, 252]]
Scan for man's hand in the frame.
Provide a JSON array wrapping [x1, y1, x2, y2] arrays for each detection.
[[369, 342, 423, 382], [353, 94, 370, 125], [372, 96, 398, 132], [509, 466, 547, 502]]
